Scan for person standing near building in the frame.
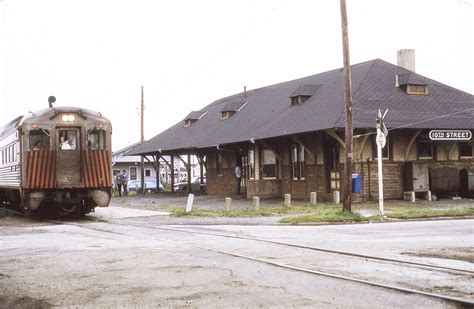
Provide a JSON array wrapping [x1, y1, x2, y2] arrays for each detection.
[[235, 164, 242, 195], [116, 172, 123, 197], [122, 171, 128, 196]]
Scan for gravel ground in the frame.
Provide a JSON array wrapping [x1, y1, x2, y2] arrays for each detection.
[[1, 194, 472, 308], [1, 217, 471, 308]]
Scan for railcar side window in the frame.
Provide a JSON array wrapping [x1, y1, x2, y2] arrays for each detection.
[[29, 129, 50, 150], [87, 129, 106, 150], [58, 130, 78, 150]]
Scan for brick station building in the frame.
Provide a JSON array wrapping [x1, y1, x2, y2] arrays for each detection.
[[128, 57, 473, 202]]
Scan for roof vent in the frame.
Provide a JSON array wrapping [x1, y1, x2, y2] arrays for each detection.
[[289, 84, 321, 105], [183, 111, 207, 127]]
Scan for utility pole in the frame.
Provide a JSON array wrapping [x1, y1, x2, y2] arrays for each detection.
[[140, 86, 145, 194], [339, 0, 353, 212]]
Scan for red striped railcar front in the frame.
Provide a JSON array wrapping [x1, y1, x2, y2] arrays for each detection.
[[82, 150, 111, 188], [25, 150, 56, 189]]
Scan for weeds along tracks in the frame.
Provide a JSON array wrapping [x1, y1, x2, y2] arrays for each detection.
[[2, 208, 473, 307]]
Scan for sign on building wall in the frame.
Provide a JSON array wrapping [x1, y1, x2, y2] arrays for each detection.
[[429, 130, 472, 141]]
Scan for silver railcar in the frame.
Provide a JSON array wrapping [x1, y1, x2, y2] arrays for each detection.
[[0, 105, 112, 217]]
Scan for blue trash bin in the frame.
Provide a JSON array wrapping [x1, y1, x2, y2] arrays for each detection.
[[352, 173, 362, 193]]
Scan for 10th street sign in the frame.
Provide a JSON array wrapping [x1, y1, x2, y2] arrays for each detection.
[[429, 130, 472, 141]]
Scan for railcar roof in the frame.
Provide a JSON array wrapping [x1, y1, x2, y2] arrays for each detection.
[[0, 116, 23, 138], [1, 106, 111, 139], [19, 106, 111, 125]]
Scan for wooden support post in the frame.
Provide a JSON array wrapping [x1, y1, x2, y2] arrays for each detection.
[[170, 155, 175, 192], [155, 153, 161, 192], [187, 153, 192, 193], [198, 154, 205, 191]]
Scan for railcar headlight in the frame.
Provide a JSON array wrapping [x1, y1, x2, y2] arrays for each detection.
[[61, 114, 75, 122]]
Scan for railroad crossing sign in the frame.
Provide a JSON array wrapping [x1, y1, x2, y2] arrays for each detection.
[[376, 109, 389, 148]]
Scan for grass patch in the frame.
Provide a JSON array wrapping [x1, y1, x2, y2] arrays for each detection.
[[279, 209, 365, 224], [386, 206, 474, 219], [169, 201, 474, 223], [171, 203, 323, 218]]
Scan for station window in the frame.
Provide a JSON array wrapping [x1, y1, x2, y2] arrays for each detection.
[[406, 84, 428, 95], [459, 142, 473, 158], [248, 150, 255, 179], [129, 167, 137, 181], [417, 131, 433, 159], [29, 129, 50, 150], [216, 153, 223, 176], [261, 149, 276, 179], [145, 169, 151, 177], [87, 129, 106, 150], [291, 144, 305, 180]]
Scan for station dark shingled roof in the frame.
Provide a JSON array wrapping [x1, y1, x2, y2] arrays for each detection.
[[127, 59, 474, 156], [184, 111, 207, 121], [220, 99, 247, 112], [290, 84, 322, 98], [397, 72, 427, 85]]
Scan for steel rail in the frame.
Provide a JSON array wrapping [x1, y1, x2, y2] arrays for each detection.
[[53, 219, 474, 307], [119, 222, 474, 276]]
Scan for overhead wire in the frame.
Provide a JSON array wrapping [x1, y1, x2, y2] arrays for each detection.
[[353, 107, 474, 138]]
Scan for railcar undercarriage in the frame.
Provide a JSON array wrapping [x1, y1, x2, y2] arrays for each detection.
[[1, 188, 110, 218]]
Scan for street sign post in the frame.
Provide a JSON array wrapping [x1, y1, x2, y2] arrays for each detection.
[[376, 109, 388, 217]]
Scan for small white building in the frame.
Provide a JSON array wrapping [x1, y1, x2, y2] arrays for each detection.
[[112, 143, 157, 183]]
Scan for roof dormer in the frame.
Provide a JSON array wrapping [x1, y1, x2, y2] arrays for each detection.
[[220, 99, 247, 120], [183, 111, 207, 127], [290, 84, 321, 106], [396, 73, 429, 95]]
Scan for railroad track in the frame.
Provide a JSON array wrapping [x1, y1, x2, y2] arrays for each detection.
[[2, 207, 473, 307]]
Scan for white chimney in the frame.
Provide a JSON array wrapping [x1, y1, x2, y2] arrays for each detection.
[[397, 49, 416, 72]]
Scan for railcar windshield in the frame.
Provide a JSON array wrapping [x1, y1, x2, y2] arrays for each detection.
[[87, 129, 106, 150], [29, 129, 50, 150], [58, 130, 78, 150]]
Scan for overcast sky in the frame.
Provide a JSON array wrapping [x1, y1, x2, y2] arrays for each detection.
[[1, 0, 472, 151]]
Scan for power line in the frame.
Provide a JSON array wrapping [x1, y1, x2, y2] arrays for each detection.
[[353, 107, 474, 138]]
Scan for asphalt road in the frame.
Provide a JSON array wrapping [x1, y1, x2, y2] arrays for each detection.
[[0, 208, 472, 308]]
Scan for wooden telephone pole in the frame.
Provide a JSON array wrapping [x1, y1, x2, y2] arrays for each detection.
[[340, 0, 353, 212], [140, 86, 145, 194]]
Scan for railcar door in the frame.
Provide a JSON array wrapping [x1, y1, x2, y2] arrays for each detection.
[[57, 129, 81, 187]]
